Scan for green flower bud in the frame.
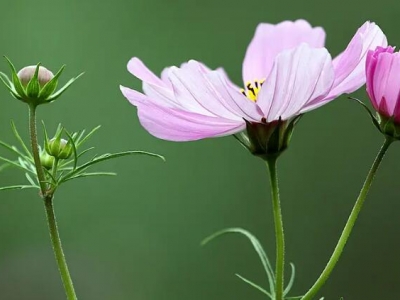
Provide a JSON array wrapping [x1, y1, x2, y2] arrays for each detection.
[[0, 57, 83, 106], [17, 66, 54, 87], [40, 151, 55, 169], [46, 138, 73, 159]]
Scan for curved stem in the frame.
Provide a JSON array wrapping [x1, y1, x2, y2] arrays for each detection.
[[301, 138, 393, 300], [267, 157, 285, 300], [28, 105, 77, 300]]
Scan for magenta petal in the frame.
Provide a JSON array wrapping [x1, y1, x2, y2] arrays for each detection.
[[324, 21, 387, 101], [370, 52, 400, 116], [242, 19, 326, 84], [256, 44, 334, 121], [366, 47, 396, 110]]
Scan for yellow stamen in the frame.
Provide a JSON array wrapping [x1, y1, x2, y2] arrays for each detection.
[[240, 79, 266, 102]]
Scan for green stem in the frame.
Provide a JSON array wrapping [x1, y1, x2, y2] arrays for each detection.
[[44, 195, 77, 300], [301, 138, 393, 300], [28, 105, 77, 300], [28, 104, 47, 194], [267, 157, 285, 300]]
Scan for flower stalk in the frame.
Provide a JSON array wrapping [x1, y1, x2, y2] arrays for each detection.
[[301, 137, 393, 300], [28, 104, 77, 300], [266, 157, 285, 300]]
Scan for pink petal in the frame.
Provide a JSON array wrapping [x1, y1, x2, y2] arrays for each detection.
[[135, 99, 245, 141], [166, 60, 251, 120], [242, 19, 326, 84], [206, 71, 263, 122], [323, 21, 387, 101], [256, 44, 334, 121], [127, 57, 168, 88]]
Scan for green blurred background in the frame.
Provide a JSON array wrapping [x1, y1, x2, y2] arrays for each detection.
[[0, 0, 399, 299]]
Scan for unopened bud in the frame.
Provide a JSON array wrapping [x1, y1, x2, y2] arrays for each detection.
[[17, 66, 54, 87], [46, 138, 73, 159], [40, 151, 55, 169]]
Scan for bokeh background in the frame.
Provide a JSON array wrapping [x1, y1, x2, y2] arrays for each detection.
[[0, 0, 399, 299]]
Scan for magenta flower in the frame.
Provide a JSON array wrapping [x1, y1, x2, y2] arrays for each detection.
[[121, 20, 386, 155], [364, 46, 400, 139], [366, 46, 400, 121]]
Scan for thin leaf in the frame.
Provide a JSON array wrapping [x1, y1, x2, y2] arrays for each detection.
[[0, 156, 35, 174], [76, 126, 101, 147], [74, 129, 86, 145], [61, 151, 164, 183], [235, 274, 272, 299], [43, 168, 58, 185], [201, 228, 275, 294], [62, 172, 116, 183], [0, 71, 12, 88], [283, 263, 296, 296], [0, 163, 10, 172], [78, 147, 95, 158], [0, 185, 37, 191], [25, 173, 38, 187], [11, 121, 32, 159], [0, 140, 26, 157]]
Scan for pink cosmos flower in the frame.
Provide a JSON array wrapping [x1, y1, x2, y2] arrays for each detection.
[[121, 20, 387, 146], [366, 46, 400, 122]]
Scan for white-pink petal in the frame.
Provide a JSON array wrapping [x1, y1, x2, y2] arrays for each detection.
[[242, 19, 326, 84], [324, 21, 387, 101], [135, 100, 245, 141], [256, 44, 334, 121]]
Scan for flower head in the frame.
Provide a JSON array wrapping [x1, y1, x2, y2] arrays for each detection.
[[121, 20, 387, 158], [365, 46, 400, 139]]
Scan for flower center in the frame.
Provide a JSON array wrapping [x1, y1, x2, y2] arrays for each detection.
[[240, 79, 265, 102]]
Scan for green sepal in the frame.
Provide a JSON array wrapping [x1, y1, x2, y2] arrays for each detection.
[[4, 56, 26, 100], [349, 97, 381, 131], [46, 72, 84, 102], [26, 63, 41, 99], [64, 130, 78, 170], [0, 71, 23, 100], [39, 65, 65, 100]]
